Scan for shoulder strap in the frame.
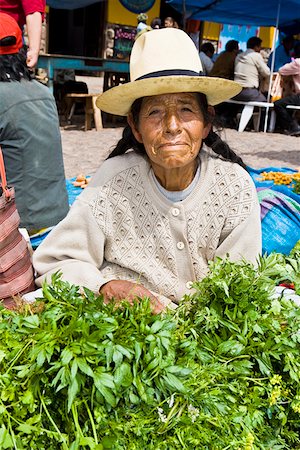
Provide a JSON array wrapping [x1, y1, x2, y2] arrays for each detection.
[[0, 146, 11, 200]]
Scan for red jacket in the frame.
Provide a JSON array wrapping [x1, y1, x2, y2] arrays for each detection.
[[0, 0, 45, 28]]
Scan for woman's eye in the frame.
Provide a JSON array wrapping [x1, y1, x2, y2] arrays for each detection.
[[149, 109, 160, 116], [181, 107, 193, 112]]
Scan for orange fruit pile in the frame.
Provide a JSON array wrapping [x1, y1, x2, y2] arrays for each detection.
[[259, 171, 300, 186]]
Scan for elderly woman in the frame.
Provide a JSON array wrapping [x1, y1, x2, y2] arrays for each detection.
[[33, 29, 262, 311]]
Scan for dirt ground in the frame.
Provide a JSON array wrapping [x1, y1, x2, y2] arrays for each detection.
[[60, 119, 300, 179]]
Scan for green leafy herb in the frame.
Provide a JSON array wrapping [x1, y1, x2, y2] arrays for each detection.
[[0, 252, 300, 449]]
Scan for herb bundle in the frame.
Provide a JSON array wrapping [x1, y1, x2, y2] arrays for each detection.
[[0, 252, 300, 449]]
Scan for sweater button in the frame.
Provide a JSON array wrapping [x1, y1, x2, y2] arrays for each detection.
[[177, 241, 185, 250], [172, 207, 180, 217]]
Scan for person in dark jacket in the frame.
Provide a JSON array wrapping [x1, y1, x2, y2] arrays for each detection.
[[0, 12, 69, 233]]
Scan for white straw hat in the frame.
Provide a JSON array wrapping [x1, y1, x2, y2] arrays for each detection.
[[96, 28, 242, 116]]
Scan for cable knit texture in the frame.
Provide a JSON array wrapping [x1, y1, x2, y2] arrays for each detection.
[[33, 148, 262, 304]]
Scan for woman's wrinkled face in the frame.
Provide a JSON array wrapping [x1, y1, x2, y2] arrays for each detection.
[[128, 93, 211, 171]]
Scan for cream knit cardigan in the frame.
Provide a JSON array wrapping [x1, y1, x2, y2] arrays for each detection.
[[33, 148, 262, 304]]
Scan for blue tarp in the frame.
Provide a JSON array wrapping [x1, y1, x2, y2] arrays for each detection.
[[170, 0, 300, 31], [46, 0, 300, 35]]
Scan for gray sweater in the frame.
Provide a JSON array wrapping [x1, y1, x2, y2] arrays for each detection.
[[33, 149, 262, 304]]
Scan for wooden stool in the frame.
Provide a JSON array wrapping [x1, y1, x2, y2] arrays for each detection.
[[64, 93, 102, 131]]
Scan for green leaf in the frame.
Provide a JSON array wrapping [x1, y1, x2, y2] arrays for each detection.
[[114, 362, 133, 388], [162, 373, 187, 393], [71, 359, 78, 379], [0, 350, 6, 363], [77, 358, 94, 377], [16, 423, 33, 434], [217, 340, 244, 356], [101, 436, 117, 449], [134, 341, 142, 363], [255, 357, 271, 376], [68, 375, 80, 411], [93, 372, 116, 406], [0, 426, 13, 449], [22, 315, 40, 329], [61, 347, 73, 365], [150, 320, 165, 334]]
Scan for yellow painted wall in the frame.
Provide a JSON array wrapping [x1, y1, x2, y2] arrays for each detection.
[[259, 26, 276, 48], [203, 22, 221, 41], [108, 0, 161, 27]]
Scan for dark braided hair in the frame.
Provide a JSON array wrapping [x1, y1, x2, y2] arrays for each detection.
[[0, 46, 32, 82], [108, 93, 246, 170]]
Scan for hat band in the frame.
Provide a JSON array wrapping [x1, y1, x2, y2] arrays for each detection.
[[135, 69, 204, 81]]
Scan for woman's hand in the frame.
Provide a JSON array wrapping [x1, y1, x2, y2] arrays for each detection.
[[100, 280, 164, 314]]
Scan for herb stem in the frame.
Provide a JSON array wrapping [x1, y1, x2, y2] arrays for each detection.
[[7, 414, 18, 450], [84, 399, 98, 444], [39, 390, 69, 449], [72, 403, 84, 438], [6, 340, 33, 374]]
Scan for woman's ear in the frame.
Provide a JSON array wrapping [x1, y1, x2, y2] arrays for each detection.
[[202, 105, 215, 139], [127, 113, 143, 143]]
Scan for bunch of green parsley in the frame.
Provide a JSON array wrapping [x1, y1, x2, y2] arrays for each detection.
[[0, 248, 300, 449]]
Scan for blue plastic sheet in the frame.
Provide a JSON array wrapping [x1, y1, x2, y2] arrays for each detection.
[[248, 166, 300, 255], [30, 177, 89, 249]]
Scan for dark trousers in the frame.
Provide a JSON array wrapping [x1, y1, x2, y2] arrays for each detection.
[[232, 87, 267, 102], [274, 94, 300, 131]]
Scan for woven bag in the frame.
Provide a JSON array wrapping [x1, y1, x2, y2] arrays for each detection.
[[0, 147, 35, 308]]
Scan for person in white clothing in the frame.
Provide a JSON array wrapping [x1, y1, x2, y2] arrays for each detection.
[[233, 36, 270, 102], [199, 42, 215, 75], [33, 28, 262, 312]]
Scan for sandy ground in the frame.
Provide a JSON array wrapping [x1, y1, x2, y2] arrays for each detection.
[[61, 121, 300, 179]]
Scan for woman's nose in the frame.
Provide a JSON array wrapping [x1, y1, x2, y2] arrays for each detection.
[[164, 112, 181, 134]]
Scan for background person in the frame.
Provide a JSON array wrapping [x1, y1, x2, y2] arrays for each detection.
[[199, 42, 215, 75], [274, 41, 300, 135], [33, 28, 261, 310], [0, 13, 69, 233], [150, 17, 161, 29], [136, 13, 148, 33], [164, 16, 179, 28], [267, 35, 294, 72], [0, 0, 45, 68], [233, 36, 270, 102], [210, 39, 239, 80]]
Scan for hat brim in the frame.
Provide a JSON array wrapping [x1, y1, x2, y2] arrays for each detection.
[[96, 76, 242, 116]]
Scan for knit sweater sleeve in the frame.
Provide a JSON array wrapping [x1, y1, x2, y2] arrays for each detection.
[[33, 191, 106, 293], [214, 178, 262, 264]]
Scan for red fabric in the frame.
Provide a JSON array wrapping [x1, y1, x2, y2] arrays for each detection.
[[0, 0, 45, 28], [186, 19, 201, 33], [0, 147, 35, 308], [0, 12, 23, 54], [279, 282, 295, 290]]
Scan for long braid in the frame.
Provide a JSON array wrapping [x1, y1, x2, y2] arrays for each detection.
[[108, 125, 144, 158], [108, 98, 145, 159], [204, 129, 246, 169], [0, 46, 32, 82]]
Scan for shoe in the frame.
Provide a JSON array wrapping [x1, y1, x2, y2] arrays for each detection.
[[289, 129, 300, 136], [284, 124, 300, 136]]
